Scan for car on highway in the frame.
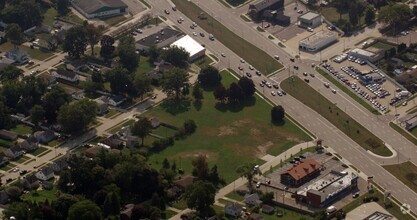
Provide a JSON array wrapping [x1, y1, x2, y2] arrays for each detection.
[[19, 170, 27, 175], [221, 53, 226, 57], [273, 84, 279, 89], [274, 55, 279, 60], [192, 22, 197, 27], [264, 23, 270, 28], [177, 19, 182, 24], [307, 27, 313, 32], [309, 73, 315, 77], [209, 34, 215, 41], [164, 9, 170, 14], [303, 72, 308, 76], [277, 91, 283, 96], [261, 79, 266, 84], [403, 101, 407, 106], [238, 66, 243, 70], [281, 90, 286, 95], [290, 58, 295, 62], [260, 83, 264, 87], [151, 94, 157, 100], [352, 192, 360, 198], [200, 32, 205, 37], [249, 65, 254, 70], [172, 6, 177, 11], [304, 78, 310, 83], [271, 91, 276, 96], [192, 32, 197, 36], [136, 28, 143, 33], [190, 25, 195, 29], [297, 10, 303, 14], [12, 167, 19, 173], [255, 71, 261, 76], [332, 89, 337, 94], [266, 82, 272, 88], [246, 72, 252, 77], [131, 32, 137, 36], [240, 58, 245, 63], [324, 82, 330, 88]]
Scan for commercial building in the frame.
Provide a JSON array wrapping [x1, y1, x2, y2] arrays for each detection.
[[71, 0, 128, 19], [299, 31, 337, 52], [400, 112, 417, 131], [135, 28, 183, 52], [248, 0, 284, 19], [295, 169, 358, 208], [298, 12, 322, 28], [170, 35, 206, 62], [358, 72, 386, 85], [280, 159, 321, 187], [348, 48, 384, 63]]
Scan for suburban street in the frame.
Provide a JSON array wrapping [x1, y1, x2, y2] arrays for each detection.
[[149, 0, 417, 216]]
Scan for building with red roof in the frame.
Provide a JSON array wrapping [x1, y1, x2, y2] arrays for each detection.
[[280, 159, 321, 187]]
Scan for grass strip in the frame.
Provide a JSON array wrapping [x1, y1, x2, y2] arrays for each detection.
[[281, 76, 391, 156], [316, 67, 380, 115], [171, 0, 282, 74], [389, 122, 417, 146]]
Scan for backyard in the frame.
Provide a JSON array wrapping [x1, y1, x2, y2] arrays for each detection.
[[144, 70, 311, 183], [10, 124, 33, 135], [281, 76, 391, 156], [21, 189, 58, 204], [171, 0, 282, 74]]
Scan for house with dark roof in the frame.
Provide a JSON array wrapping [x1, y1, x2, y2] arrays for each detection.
[[71, 0, 128, 19], [280, 159, 321, 187], [52, 68, 80, 83], [248, 0, 284, 19], [34, 130, 56, 144], [5, 48, 30, 65], [52, 157, 69, 173], [96, 100, 109, 115], [0, 130, 18, 141], [248, 213, 264, 220], [244, 193, 262, 206], [35, 165, 55, 181], [101, 134, 124, 148], [4, 145, 24, 159], [24, 174, 39, 186], [19, 136, 39, 152], [173, 175, 197, 191], [0, 153, 9, 167], [135, 28, 183, 51], [224, 203, 243, 217]]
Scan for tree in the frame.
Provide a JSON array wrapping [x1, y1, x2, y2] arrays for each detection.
[[131, 117, 152, 146], [148, 45, 160, 63], [134, 73, 152, 99], [106, 66, 134, 95], [30, 105, 44, 126], [0, 65, 22, 81], [183, 119, 197, 134], [227, 82, 244, 103], [365, 5, 376, 25], [184, 180, 216, 216], [161, 45, 189, 68], [192, 154, 209, 180], [3, 202, 29, 220], [67, 200, 102, 220], [42, 86, 70, 123], [192, 84, 203, 100], [5, 23, 24, 47], [84, 23, 104, 56], [53, 194, 80, 220], [398, 43, 407, 53], [377, 3, 412, 28], [100, 35, 115, 60], [236, 163, 262, 190], [63, 26, 87, 59], [118, 35, 138, 71], [271, 105, 285, 123], [208, 165, 225, 187], [103, 192, 120, 216], [213, 84, 227, 103], [161, 67, 189, 99], [0, 101, 12, 129], [57, 99, 97, 134], [56, 0, 70, 16], [238, 77, 255, 98], [348, 2, 359, 26], [333, 0, 350, 20], [2, 0, 43, 29], [5, 186, 22, 200], [198, 66, 221, 87]]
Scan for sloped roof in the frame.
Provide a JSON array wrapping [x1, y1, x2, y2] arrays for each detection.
[[72, 0, 127, 14], [55, 69, 77, 79], [280, 159, 321, 181]]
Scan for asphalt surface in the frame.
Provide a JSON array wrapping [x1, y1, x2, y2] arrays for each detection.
[[150, 0, 417, 216]]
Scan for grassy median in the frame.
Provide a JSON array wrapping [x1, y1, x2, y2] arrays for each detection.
[[281, 76, 391, 156], [384, 162, 417, 195], [171, 0, 282, 74], [316, 67, 380, 115]]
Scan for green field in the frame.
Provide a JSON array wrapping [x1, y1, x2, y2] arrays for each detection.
[[316, 67, 380, 115], [145, 70, 311, 183], [10, 124, 33, 135], [21, 189, 58, 204], [281, 76, 391, 156], [171, 0, 282, 74]]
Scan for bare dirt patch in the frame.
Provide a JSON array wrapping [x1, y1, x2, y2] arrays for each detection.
[[218, 126, 237, 136], [257, 141, 274, 156]]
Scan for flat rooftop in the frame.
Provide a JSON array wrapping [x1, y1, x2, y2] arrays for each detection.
[[299, 12, 320, 20], [350, 48, 377, 57], [170, 35, 205, 57], [346, 202, 396, 220], [300, 30, 337, 46], [136, 28, 183, 47]]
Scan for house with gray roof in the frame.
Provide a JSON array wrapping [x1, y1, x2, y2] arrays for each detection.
[[35, 165, 55, 181], [71, 0, 128, 19], [4, 145, 24, 159]]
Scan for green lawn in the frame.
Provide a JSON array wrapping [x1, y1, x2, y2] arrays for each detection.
[[0, 163, 16, 172], [135, 56, 154, 75], [60, 11, 84, 25], [145, 70, 311, 183], [316, 67, 380, 115], [171, 199, 188, 210], [389, 122, 417, 146], [42, 8, 57, 27], [151, 126, 177, 138], [104, 109, 120, 118], [371, 41, 396, 51], [15, 155, 31, 164], [21, 189, 58, 204], [23, 46, 54, 61], [193, 55, 213, 69], [31, 147, 49, 156], [139, 0, 151, 9], [281, 76, 391, 156], [384, 162, 417, 195], [225, 191, 244, 202], [171, 0, 282, 74], [321, 6, 366, 29], [164, 210, 178, 219], [101, 15, 127, 26], [10, 124, 33, 135], [48, 139, 61, 147], [0, 139, 14, 148]]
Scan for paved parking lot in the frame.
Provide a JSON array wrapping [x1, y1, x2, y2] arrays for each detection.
[[121, 0, 147, 15]]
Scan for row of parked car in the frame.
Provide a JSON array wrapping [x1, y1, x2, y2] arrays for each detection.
[[322, 63, 387, 112], [347, 55, 366, 65]]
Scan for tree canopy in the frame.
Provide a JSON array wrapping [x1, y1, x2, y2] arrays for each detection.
[[5, 23, 24, 47], [56, 0, 70, 16], [105, 66, 135, 96], [161, 45, 189, 68], [63, 26, 87, 59], [377, 3, 412, 28], [238, 77, 256, 98], [57, 99, 97, 134], [1, 0, 43, 29], [84, 23, 104, 56], [67, 200, 102, 220], [131, 117, 153, 146], [184, 180, 216, 216], [198, 66, 221, 87], [161, 67, 189, 99], [100, 35, 115, 60], [118, 35, 139, 71], [236, 162, 262, 191], [271, 105, 285, 123]]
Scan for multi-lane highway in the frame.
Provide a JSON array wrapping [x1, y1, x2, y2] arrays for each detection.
[[149, 0, 417, 215]]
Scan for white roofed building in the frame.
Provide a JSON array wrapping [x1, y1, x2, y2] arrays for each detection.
[[170, 35, 206, 62]]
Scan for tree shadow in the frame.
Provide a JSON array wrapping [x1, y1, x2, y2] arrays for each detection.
[[160, 97, 191, 115], [243, 96, 256, 107], [215, 102, 228, 112], [271, 118, 286, 127], [193, 99, 202, 111]]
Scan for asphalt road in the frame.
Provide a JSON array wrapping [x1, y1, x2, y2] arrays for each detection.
[[150, 0, 417, 216]]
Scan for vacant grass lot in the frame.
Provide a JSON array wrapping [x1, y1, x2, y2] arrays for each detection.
[[171, 0, 282, 74], [321, 6, 365, 28], [21, 189, 58, 204], [389, 122, 417, 146], [281, 76, 391, 156], [10, 124, 33, 135], [384, 162, 417, 195], [145, 70, 311, 183], [316, 67, 380, 115]]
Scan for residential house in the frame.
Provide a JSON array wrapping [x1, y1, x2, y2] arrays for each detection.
[[4, 145, 24, 159], [248, 0, 284, 19], [101, 134, 124, 149], [35, 165, 55, 181], [5, 48, 30, 65], [98, 95, 126, 107], [51, 68, 80, 83], [37, 38, 58, 51], [71, 91, 86, 100], [0, 190, 9, 204], [34, 130, 56, 144], [147, 60, 173, 80], [173, 175, 196, 191], [224, 203, 243, 217], [0, 153, 9, 166], [96, 100, 109, 115], [19, 136, 39, 152], [120, 204, 134, 220], [244, 193, 262, 206], [67, 60, 87, 72], [0, 58, 14, 71], [39, 72, 57, 86], [24, 174, 39, 187], [52, 157, 69, 173], [261, 204, 274, 214], [0, 130, 18, 141]]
